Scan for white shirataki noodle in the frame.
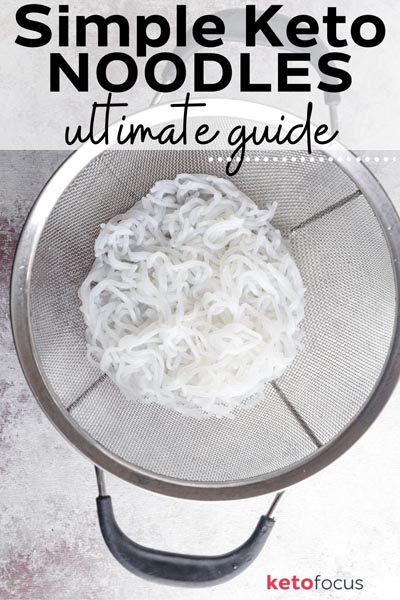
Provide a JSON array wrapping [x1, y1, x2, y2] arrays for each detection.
[[79, 174, 305, 419]]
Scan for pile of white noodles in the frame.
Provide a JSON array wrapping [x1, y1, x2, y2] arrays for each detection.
[[79, 174, 305, 419]]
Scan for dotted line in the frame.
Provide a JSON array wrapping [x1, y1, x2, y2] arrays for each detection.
[[208, 156, 397, 163]]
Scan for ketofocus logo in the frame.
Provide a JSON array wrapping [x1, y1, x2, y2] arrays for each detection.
[[266, 575, 364, 592]]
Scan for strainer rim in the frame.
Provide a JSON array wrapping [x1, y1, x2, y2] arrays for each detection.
[[10, 99, 400, 500]]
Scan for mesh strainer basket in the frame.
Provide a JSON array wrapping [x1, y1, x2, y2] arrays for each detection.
[[10, 9, 400, 588]]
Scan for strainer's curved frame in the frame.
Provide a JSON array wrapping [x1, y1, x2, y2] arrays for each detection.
[[11, 100, 400, 500]]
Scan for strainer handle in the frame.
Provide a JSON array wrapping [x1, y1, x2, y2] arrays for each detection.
[[96, 470, 282, 586], [154, 8, 339, 129]]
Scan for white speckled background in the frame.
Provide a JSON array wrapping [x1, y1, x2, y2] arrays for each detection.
[[2, 0, 400, 598], [1, 0, 400, 149]]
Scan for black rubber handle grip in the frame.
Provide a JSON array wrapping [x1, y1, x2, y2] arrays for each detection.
[[97, 495, 274, 587], [161, 8, 340, 107]]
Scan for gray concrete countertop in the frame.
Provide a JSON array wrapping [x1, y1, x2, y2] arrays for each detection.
[[1, 151, 400, 600]]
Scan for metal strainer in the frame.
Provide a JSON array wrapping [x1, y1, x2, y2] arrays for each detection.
[[10, 10, 400, 589]]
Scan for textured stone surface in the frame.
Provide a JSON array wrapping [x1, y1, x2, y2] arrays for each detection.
[[1, 151, 400, 599]]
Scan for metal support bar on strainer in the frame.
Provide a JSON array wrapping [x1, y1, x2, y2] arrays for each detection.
[[95, 466, 284, 587]]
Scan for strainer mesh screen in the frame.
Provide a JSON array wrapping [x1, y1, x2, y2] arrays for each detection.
[[29, 120, 396, 483]]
